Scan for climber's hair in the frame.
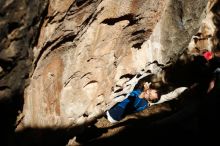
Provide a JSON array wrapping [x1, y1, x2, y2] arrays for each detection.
[[134, 74, 164, 91]]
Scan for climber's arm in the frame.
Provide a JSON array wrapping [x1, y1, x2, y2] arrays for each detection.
[[149, 87, 188, 106]]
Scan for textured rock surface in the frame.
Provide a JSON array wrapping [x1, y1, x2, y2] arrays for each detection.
[[1, 0, 220, 145], [0, 0, 48, 102], [0, 0, 48, 145], [21, 0, 209, 129]]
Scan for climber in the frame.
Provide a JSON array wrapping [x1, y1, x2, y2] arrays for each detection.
[[197, 45, 220, 92], [207, 46, 220, 92], [196, 46, 220, 141], [106, 81, 187, 123]]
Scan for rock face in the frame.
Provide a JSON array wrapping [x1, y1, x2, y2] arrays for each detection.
[[0, 0, 48, 102], [0, 0, 48, 145], [20, 0, 210, 129], [1, 0, 220, 145]]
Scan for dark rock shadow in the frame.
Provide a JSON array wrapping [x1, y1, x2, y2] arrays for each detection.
[[78, 86, 220, 146]]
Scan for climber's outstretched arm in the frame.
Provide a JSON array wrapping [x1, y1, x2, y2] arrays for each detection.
[[149, 87, 188, 106]]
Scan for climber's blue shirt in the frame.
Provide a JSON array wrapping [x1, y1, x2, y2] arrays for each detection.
[[108, 89, 149, 121], [117, 89, 149, 112]]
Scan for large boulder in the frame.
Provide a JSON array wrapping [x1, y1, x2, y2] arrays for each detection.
[[22, 0, 208, 129]]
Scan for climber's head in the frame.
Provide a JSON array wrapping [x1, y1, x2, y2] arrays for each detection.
[[144, 88, 161, 103]]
